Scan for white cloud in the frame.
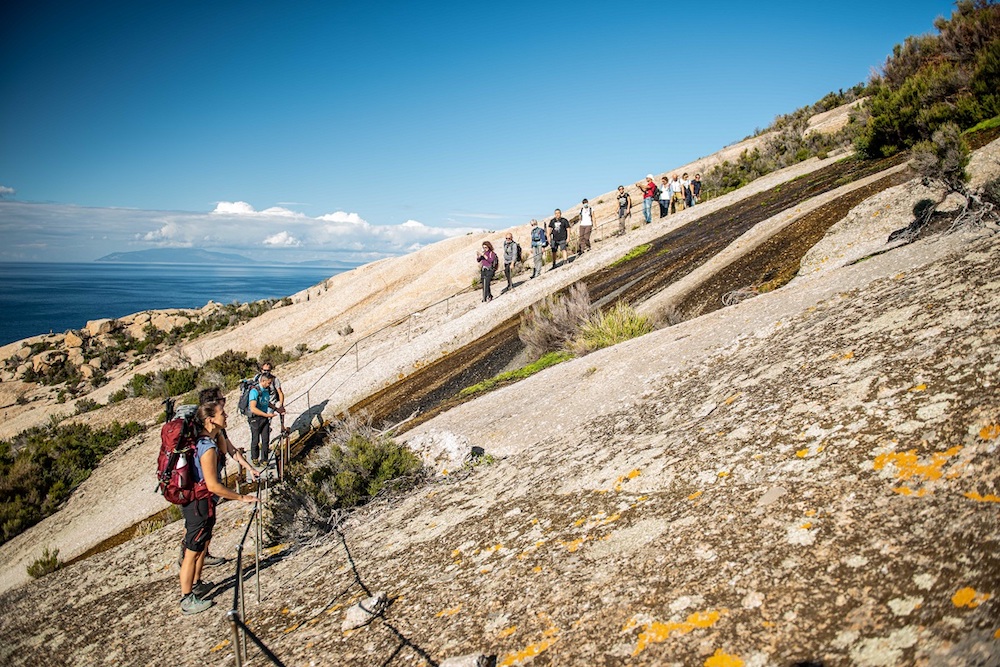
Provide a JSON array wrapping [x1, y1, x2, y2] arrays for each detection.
[[0, 199, 488, 263], [263, 231, 301, 247], [0, 185, 15, 198], [212, 201, 256, 215], [317, 211, 367, 225]]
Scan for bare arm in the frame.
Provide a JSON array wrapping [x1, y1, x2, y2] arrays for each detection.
[[201, 447, 257, 503]]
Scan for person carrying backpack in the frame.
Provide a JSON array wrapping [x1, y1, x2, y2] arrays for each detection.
[[502, 232, 520, 293], [171, 387, 260, 570], [178, 401, 257, 615], [616, 186, 632, 235], [476, 240, 498, 302], [529, 219, 547, 278], [248, 372, 279, 464]]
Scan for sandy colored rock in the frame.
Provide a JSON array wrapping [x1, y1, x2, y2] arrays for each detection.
[[63, 331, 85, 349], [85, 318, 116, 336]]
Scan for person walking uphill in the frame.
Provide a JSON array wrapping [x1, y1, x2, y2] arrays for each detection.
[[548, 209, 571, 269], [248, 372, 279, 464], [502, 233, 519, 293], [477, 240, 498, 302], [178, 401, 257, 615], [529, 219, 547, 278], [577, 199, 595, 254]]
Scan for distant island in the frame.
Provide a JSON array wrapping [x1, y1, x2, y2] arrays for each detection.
[[94, 248, 352, 268], [96, 248, 253, 264]]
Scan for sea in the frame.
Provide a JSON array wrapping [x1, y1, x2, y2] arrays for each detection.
[[0, 262, 344, 347]]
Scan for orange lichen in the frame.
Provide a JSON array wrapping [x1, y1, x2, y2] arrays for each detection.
[[979, 424, 1000, 440], [994, 628, 1000, 639], [451, 549, 461, 558], [800, 522, 813, 529], [532, 566, 542, 573], [804, 509, 817, 517], [631, 611, 723, 656], [909, 383, 927, 392], [688, 490, 703, 500], [717, 471, 729, 477], [210, 640, 230, 653], [499, 627, 559, 666], [965, 491, 1000, 503], [498, 626, 517, 638], [796, 448, 809, 458], [952, 587, 991, 608], [723, 393, 741, 405], [562, 537, 586, 553], [284, 623, 300, 633], [705, 649, 745, 667], [436, 604, 462, 617], [874, 446, 962, 482], [892, 486, 929, 497]]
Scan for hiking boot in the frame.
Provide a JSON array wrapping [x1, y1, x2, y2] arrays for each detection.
[[192, 580, 214, 597], [180, 593, 214, 615], [204, 553, 227, 567]]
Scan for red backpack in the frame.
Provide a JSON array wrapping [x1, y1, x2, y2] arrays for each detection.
[[155, 406, 212, 504]]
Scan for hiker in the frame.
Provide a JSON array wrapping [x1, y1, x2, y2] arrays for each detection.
[[502, 233, 518, 293], [548, 209, 571, 269], [175, 387, 260, 569], [616, 186, 632, 234], [658, 176, 671, 218], [691, 173, 702, 205], [682, 172, 694, 208], [635, 175, 656, 223], [178, 401, 258, 615], [248, 372, 279, 464], [669, 174, 686, 214], [477, 240, 498, 302], [577, 199, 595, 254], [529, 219, 547, 278], [258, 361, 285, 410]]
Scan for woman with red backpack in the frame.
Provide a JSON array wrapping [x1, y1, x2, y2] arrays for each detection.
[[178, 401, 258, 615]]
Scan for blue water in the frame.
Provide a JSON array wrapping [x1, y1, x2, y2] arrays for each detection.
[[0, 263, 344, 346]]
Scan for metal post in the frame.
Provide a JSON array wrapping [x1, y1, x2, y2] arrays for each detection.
[[255, 481, 262, 604], [240, 571, 247, 658], [227, 610, 243, 667]]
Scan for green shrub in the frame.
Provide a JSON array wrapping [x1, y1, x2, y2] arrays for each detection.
[[857, 2, 1000, 158], [518, 283, 591, 360], [571, 302, 653, 355], [259, 344, 293, 366], [0, 421, 144, 545], [108, 389, 128, 404], [266, 413, 423, 542], [26, 547, 61, 579], [201, 350, 257, 390], [74, 398, 101, 415]]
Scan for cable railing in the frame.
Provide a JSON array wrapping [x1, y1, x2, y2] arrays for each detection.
[[215, 197, 677, 664]]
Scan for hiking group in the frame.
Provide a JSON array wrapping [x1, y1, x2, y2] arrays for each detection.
[[636, 172, 701, 223], [475, 172, 699, 300], [156, 361, 287, 615]]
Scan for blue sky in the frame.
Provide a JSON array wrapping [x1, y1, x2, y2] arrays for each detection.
[[0, 0, 955, 263]]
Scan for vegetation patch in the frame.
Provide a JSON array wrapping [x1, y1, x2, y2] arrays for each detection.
[[518, 283, 592, 360], [571, 302, 653, 355], [0, 421, 144, 545], [610, 244, 652, 268], [26, 547, 62, 579], [458, 351, 572, 398], [266, 413, 424, 542]]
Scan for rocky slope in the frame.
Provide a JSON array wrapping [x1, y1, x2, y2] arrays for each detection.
[[0, 108, 998, 665]]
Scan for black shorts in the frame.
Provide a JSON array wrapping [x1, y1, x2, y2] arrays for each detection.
[[182, 497, 216, 553], [553, 239, 567, 251]]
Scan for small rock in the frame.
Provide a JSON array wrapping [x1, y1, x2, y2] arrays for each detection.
[[439, 656, 497, 667], [15, 346, 31, 361], [342, 592, 387, 631]]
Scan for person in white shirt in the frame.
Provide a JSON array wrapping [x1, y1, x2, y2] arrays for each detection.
[[669, 174, 686, 214], [576, 198, 595, 254]]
